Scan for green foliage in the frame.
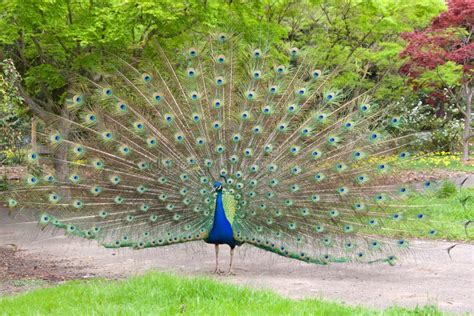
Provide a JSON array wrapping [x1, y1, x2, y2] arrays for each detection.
[[370, 188, 474, 241], [404, 62, 466, 152], [0, 0, 214, 115], [0, 0, 445, 104], [397, 96, 465, 152], [299, 0, 445, 100], [414, 62, 464, 91], [0, 59, 23, 110], [0, 174, 8, 191], [0, 59, 29, 165], [0, 272, 444, 315], [0, 0, 454, 155], [24, 64, 66, 94], [437, 181, 458, 198]]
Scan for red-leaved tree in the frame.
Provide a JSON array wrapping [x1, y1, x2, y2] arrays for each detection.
[[400, 0, 473, 160]]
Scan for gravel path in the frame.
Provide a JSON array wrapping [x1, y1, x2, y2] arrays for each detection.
[[1, 213, 473, 314]]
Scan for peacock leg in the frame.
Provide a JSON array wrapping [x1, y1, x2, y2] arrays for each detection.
[[223, 247, 235, 276], [213, 244, 221, 274]]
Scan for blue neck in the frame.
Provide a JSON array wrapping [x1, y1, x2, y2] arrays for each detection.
[[213, 191, 226, 225], [206, 190, 236, 247]]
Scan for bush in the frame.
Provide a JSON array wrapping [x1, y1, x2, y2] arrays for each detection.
[[437, 181, 457, 198], [398, 98, 464, 152]]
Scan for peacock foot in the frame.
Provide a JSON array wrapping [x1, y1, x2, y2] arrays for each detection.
[[224, 271, 235, 276], [218, 270, 235, 276]]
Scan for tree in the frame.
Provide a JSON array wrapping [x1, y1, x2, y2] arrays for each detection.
[[274, 0, 445, 101], [0, 0, 451, 171], [400, 0, 473, 160], [0, 0, 212, 178]]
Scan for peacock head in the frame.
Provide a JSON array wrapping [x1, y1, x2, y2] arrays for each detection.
[[212, 181, 223, 193]]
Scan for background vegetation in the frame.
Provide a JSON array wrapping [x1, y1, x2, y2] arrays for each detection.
[[0, 0, 472, 169]]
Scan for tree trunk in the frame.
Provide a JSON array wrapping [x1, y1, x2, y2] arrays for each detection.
[[17, 83, 72, 169], [461, 84, 472, 162], [53, 106, 71, 200], [17, 83, 72, 196], [31, 117, 37, 151]]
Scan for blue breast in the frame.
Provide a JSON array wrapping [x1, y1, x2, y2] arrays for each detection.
[[205, 191, 237, 247]]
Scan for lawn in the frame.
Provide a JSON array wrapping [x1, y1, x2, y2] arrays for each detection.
[[0, 272, 444, 316], [371, 185, 474, 242]]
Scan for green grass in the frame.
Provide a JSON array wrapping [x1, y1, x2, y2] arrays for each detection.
[[9, 279, 49, 288], [366, 186, 474, 242], [0, 272, 444, 316]]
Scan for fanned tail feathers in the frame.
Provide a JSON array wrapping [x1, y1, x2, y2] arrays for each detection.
[[3, 33, 444, 265]]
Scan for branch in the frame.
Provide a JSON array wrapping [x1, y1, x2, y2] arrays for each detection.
[[31, 37, 48, 64], [55, 36, 76, 57], [15, 84, 50, 123], [433, 68, 468, 117]]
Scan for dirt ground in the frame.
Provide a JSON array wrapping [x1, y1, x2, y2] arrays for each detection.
[[0, 214, 473, 314]]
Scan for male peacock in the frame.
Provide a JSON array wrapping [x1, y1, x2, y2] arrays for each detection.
[[3, 33, 444, 275]]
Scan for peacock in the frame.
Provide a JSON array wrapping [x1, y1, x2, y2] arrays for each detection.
[[2, 33, 446, 275]]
